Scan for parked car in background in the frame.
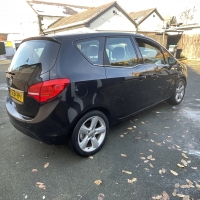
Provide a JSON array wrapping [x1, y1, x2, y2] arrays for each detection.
[[5, 32, 187, 156]]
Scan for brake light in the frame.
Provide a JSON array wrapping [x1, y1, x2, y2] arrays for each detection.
[[28, 79, 70, 103]]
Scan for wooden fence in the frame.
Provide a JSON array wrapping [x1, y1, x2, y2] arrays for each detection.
[[137, 32, 168, 48], [177, 34, 200, 59]]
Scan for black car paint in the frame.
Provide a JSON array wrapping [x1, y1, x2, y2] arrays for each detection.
[[6, 32, 187, 145]]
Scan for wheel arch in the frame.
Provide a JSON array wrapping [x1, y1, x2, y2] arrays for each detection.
[[66, 106, 116, 139]]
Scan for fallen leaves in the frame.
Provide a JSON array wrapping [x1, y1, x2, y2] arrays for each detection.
[[159, 168, 166, 174], [152, 195, 162, 199], [162, 191, 170, 200], [122, 170, 132, 175], [152, 191, 169, 200], [135, 137, 141, 140], [181, 159, 188, 166], [186, 179, 193, 186], [36, 182, 46, 189], [121, 154, 127, 157], [98, 193, 105, 200], [195, 182, 200, 190], [175, 183, 180, 188], [32, 169, 38, 172], [44, 162, 49, 168], [177, 163, 185, 168], [182, 153, 188, 159], [180, 185, 190, 189], [147, 155, 152, 160], [120, 135, 124, 138], [172, 189, 177, 196], [94, 180, 102, 185], [191, 166, 197, 169], [127, 178, 137, 184], [149, 163, 154, 168], [89, 156, 93, 159], [170, 170, 178, 176], [140, 157, 146, 160], [176, 194, 185, 197], [127, 127, 132, 130], [149, 149, 153, 152], [182, 196, 190, 200]]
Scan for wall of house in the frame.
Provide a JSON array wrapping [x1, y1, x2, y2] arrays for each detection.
[[19, 1, 40, 39], [138, 12, 164, 31], [89, 7, 136, 32]]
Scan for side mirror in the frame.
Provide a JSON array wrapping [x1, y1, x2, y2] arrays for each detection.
[[168, 57, 176, 65]]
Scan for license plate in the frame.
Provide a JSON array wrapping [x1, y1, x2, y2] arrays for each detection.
[[10, 88, 24, 103]]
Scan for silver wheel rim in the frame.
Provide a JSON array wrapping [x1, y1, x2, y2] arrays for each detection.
[[175, 80, 185, 103], [78, 116, 106, 152]]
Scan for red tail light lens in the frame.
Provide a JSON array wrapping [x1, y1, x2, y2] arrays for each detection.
[[28, 79, 70, 103]]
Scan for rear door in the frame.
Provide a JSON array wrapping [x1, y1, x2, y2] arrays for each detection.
[[6, 38, 60, 117], [104, 36, 148, 119], [134, 37, 175, 104]]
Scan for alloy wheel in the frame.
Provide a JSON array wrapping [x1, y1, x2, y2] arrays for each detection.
[[175, 80, 185, 103], [78, 116, 106, 152]]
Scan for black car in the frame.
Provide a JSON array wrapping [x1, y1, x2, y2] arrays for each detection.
[[6, 32, 187, 156]]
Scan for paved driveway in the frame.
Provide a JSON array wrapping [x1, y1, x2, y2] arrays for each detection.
[[0, 60, 200, 200]]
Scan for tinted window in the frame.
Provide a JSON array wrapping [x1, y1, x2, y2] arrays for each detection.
[[9, 40, 60, 74], [105, 37, 138, 67], [76, 39, 101, 64], [135, 38, 165, 64]]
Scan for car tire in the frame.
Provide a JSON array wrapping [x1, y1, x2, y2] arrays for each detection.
[[71, 110, 109, 157], [168, 78, 186, 105]]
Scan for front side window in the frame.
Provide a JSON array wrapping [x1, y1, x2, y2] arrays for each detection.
[[135, 38, 165, 65], [162, 48, 176, 64], [75, 39, 101, 65], [105, 37, 138, 67]]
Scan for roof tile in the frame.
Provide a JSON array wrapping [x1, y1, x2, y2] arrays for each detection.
[[49, 1, 116, 29]]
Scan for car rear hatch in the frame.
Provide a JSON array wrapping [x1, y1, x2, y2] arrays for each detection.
[[6, 37, 61, 117]]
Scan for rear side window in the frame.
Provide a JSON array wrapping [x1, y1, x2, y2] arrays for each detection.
[[75, 37, 104, 65], [105, 37, 138, 67], [9, 40, 60, 74], [135, 38, 165, 64]]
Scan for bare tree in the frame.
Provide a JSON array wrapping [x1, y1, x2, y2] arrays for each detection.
[[179, 6, 197, 25]]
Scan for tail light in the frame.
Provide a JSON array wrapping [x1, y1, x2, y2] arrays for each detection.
[[28, 78, 70, 103]]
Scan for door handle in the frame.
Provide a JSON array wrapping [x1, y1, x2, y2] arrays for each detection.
[[151, 74, 158, 79]]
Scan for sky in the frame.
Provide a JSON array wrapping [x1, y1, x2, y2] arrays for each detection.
[[0, 0, 200, 33]]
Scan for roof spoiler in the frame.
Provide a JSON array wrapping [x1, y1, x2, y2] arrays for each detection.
[[22, 36, 60, 44]]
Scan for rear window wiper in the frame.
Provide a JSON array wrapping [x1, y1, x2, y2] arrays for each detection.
[[5, 71, 15, 75]]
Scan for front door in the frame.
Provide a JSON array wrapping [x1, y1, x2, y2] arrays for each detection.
[[104, 37, 148, 119]]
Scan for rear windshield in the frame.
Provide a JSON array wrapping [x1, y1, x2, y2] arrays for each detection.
[[9, 40, 60, 74]]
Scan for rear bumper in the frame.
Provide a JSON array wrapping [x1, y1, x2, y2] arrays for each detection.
[[6, 96, 71, 145]]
